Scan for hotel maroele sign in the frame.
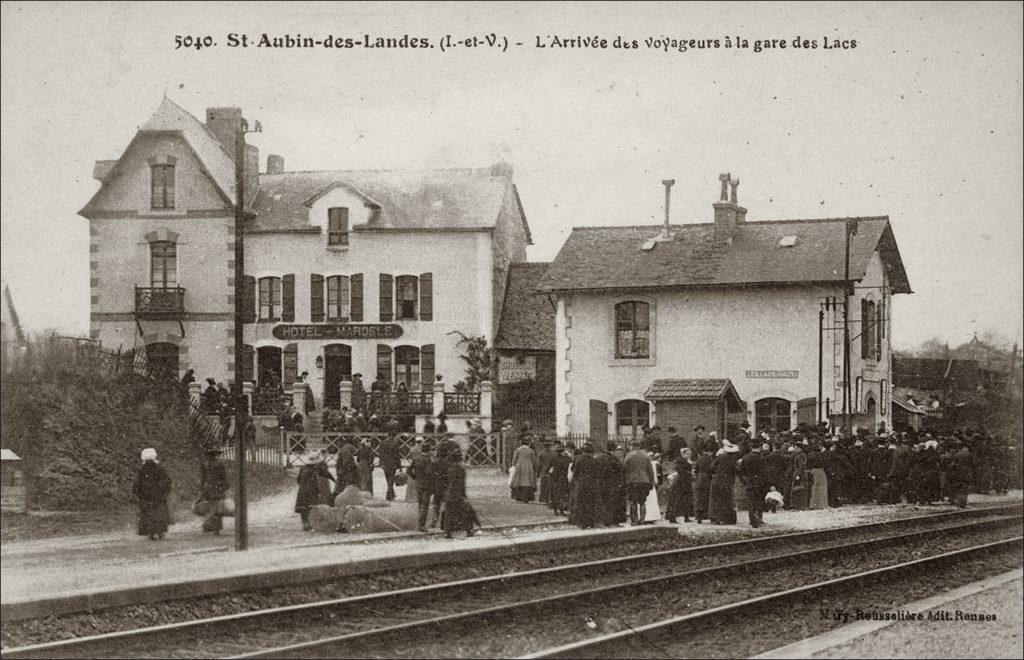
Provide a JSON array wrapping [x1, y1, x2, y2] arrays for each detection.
[[272, 324, 403, 340]]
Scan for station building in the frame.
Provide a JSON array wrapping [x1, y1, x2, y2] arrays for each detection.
[[537, 175, 912, 440], [81, 99, 531, 408]]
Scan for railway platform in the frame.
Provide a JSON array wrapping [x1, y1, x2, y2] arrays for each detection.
[[2, 486, 1020, 619]]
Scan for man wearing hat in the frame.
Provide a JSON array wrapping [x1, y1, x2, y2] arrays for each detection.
[[623, 440, 656, 525], [737, 442, 768, 528], [689, 425, 707, 457], [199, 448, 229, 535]]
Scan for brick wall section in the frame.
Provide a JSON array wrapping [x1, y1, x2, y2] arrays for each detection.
[[655, 400, 721, 436]]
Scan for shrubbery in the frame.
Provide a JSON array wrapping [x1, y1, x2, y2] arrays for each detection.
[[1, 340, 212, 511]]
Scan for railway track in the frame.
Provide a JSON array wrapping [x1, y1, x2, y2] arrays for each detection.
[[3, 503, 1021, 659]]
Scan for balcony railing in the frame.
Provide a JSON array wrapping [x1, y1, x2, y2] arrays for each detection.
[[444, 392, 481, 414], [352, 391, 433, 415], [135, 286, 185, 319]]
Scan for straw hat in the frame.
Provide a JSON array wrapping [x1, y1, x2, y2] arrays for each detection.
[[140, 448, 158, 462]]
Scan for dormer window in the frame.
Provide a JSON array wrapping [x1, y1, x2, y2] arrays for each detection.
[[328, 207, 349, 246], [151, 164, 175, 209]]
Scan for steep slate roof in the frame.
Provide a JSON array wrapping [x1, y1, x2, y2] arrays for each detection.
[[248, 169, 526, 236], [495, 263, 555, 351], [638, 378, 745, 409], [538, 217, 911, 294], [892, 391, 928, 415]]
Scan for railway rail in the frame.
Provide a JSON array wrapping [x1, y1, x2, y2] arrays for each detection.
[[2, 503, 1021, 659]]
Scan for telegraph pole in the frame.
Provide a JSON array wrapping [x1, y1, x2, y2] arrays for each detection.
[[233, 116, 260, 551]]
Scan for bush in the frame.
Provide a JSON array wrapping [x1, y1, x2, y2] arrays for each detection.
[[0, 339, 213, 512]]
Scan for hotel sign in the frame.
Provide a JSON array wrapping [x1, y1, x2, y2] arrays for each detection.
[[272, 324, 403, 340], [746, 370, 799, 379]]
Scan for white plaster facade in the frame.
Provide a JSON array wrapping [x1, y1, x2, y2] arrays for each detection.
[[554, 250, 895, 437]]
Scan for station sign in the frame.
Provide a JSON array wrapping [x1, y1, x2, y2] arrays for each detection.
[[272, 324, 403, 340], [745, 370, 799, 379]]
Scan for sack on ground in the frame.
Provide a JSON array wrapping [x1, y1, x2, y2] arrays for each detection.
[[343, 503, 418, 533], [191, 499, 211, 517], [216, 498, 236, 517], [309, 504, 345, 533]]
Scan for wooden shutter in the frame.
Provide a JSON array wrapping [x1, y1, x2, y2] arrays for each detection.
[[240, 344, 255, 383], [379, 274, 394, 322], [419, 272, 432, 321], [310, 274, 324, 322], [875, 304, 882, 360], [283, 343, 298, 385], [420, 344, 435, 388], [241, 276, 256, 323], [376, 344, 393, 384], [282, 274, 295, 322], [350, 273, 363, 321], [860, 299, 869, 359]]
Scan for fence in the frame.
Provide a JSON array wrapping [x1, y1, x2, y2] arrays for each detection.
[[283, 431, 506, 468], [443, 392, 481, 414], [352, 391, 433, 415], [494, 400, 556, 433]]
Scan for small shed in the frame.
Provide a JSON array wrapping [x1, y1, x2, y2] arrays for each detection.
[[891, 392, 927, 432], [644, 379, 746, 441], [1, 448, 27, 513]]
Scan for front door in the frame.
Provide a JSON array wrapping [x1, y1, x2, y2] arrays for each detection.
[[323, 344, 352, 409]]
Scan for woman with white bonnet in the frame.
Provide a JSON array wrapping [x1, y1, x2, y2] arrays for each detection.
[[132, 448, 172, 540]]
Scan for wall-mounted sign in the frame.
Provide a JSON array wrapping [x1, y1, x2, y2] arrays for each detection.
[[746, 370, 799, 379], [499, 355, 536, 384], [272, 324, 403, 340]]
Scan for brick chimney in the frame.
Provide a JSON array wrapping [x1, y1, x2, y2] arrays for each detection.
[[205, 107, 242, 149], [713, 172, 747, 240], [266, 154, 285, 175]]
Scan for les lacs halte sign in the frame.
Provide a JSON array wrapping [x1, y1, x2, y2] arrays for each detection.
[[272, 324, 403, 340]]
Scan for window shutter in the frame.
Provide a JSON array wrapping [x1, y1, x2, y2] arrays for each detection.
[[282, 274, 295, 322], [379, 274, 394, 322], [240, 344, 255, 383], [420, 344, 435, 388], [376, 344, 393, 384], [419, 272, 432, 321], [875, 304, 882, 360], [310, 274, 324, 322], [350, 273, 363, 321], [241, 276, 256, 323], [283, 343, 298, 385]]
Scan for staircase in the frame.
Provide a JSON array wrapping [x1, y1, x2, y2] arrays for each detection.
[[306, 410, 323, 432]]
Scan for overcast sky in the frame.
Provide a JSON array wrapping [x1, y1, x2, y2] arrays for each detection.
[[2, 1, 1022, 350]]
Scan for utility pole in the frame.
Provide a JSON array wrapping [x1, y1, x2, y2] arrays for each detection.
[[233, 116, 260, 551], [843, 219, 858, 438], [818, 302, 825, 422]]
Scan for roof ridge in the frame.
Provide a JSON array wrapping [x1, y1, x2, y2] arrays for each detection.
[[568, 216, 890, 231], [259, 167, 504, 176]]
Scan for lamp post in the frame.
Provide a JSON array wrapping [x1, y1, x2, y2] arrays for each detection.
[[233, 116, 260, 551]]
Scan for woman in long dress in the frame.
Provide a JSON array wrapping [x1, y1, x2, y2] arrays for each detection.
[[807, 444, 829, 510], [665, 453, 694, 523], [442, 449, 479, 539], [708, 441, 740, 524], [788, 444, 810, 510], [571, 445, 600, 528], [334, 444, 359, 498], [133, 448, 171, 540], [643, 452, 661, 523], [510, 438, 539, 502]]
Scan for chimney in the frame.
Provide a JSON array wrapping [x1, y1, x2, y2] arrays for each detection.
[[205, 107, 242, 149], [656, 179, 675, 242], [713, 172, 747, 240], [244, 143, 259, 208], [490, 162, 513, 178], [266, 154, 285, 175]]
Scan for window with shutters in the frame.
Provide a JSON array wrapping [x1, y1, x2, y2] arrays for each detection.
[[327, 207, 349, 246], [151, 165, 175, 209], [394, 345, 420, 389], [615, 301, 650, 359], [420, 344, 435, 387], [326, 275, 350, 320], [379, 274, 394, 322], [396, 275, 418, 320], [149, 241, 177, 288], [258, 276, 282, 321], [861, 299, 878, 361]]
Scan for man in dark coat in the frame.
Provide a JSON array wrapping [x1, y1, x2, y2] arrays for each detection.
[[737, 443, 768, 528], [354, 437, 375, 493], [571, 444, 600, 529], [888, 438, 913, 503], [408, 447, 435, 531], [595, 446, 624, 526], [693, 445, 714, 523], [689, 425, 707, 458], [295, 452, 335, 530], [537, 440, 557, 505], [547, 443, 572, 516], [623, 441, 656, 525], [428, 445, 450, 528], [199, 449, 229, 534], [667, 427, 686, 464], [379, 434, 402, 501], [823, 441, 851, 507], [664, 452, 694, 523], [334, 444, 359, 496], [442, 449, 479, 539]]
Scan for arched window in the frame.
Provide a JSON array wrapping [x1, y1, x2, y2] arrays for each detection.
[[394, 345, 420, 389], [146, 342, 179, 379], [150, 241, 177, 288], [259, 276, 282, 321], [326, 275, 350, 320], [615, 301, 650, 359], [615, 399, 649, 439], [755, 397, 791, 433]]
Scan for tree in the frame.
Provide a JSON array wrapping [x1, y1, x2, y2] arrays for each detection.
[[446, 331, 497, 392]]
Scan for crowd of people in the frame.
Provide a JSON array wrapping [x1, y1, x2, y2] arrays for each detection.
[[505, 420, 1021, 530]]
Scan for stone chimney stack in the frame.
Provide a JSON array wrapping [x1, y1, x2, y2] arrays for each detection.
[[713, 172, 747, 240], [205, 107, 242, 149], [266, 154, 285, 175]]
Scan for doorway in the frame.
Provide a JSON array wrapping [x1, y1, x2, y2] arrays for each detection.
[[323, 344, 352, 409]]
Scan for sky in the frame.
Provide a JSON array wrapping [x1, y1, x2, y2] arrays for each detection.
[[2, 1, 1022, 350]]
